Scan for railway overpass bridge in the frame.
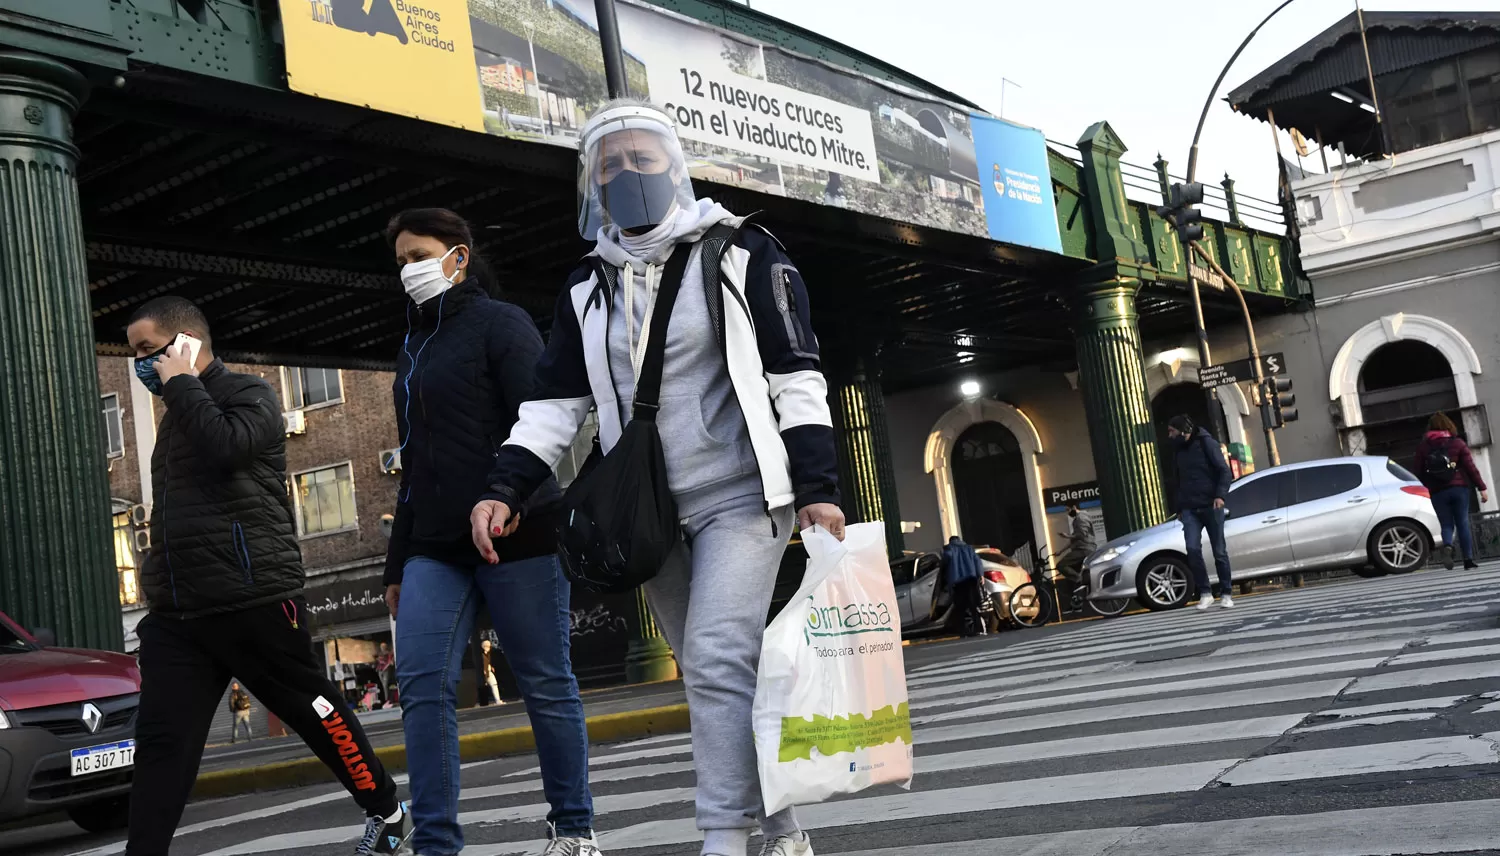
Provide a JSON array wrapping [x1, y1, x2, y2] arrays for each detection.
[[0, 0, 1300, 647]]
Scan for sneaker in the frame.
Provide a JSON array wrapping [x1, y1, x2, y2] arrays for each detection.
[[1220, 595, 1235, 609], [1465, 560, 1480, 570], [355, 803, 411, 855], [761, 832, 815, 856], [1441, 544, 1455, 570], [1196, 594, 1214, 610], [542, 826, 602, 856]]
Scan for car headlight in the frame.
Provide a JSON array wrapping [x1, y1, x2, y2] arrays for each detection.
[[0, 709, 10, 730], [1090, 541, 1138, 565]]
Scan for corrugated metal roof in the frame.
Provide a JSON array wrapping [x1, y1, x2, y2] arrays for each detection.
[[1228, 11, 1500, 115]]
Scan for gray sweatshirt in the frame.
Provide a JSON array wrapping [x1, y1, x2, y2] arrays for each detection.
[[595, 199, 763, 516]]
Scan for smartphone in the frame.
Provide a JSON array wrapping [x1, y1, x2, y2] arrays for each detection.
[[173, 333, 203, 366]]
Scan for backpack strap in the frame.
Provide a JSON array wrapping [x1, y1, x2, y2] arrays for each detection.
[[630, 242, 694, 421], [698, 214, 765, 350]]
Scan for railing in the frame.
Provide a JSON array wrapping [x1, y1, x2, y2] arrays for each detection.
[[1048, 140, 1288, 235]]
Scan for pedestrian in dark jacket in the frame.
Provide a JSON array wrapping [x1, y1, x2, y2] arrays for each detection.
[[381, 208, 594, 856], [942, 536, 985, 637], [1168, 415, 1235, 610], [1415, 412, 1490, 570], [125, 297, 406, 856]]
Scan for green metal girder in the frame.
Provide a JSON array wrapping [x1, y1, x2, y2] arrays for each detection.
[[109, 0, 279, 87]]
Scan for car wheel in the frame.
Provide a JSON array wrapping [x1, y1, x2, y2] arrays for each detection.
[[67, 795, 130, 833], [1369, 519, 1429, 575], [1135, 555, 1192, 610]]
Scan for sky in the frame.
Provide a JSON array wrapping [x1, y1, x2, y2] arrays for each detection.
[[745, 0, 1487, 213]]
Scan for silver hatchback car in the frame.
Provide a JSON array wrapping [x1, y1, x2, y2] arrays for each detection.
[[1086, 457, 1442, 611]]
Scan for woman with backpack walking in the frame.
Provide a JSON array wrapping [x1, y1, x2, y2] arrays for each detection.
[[472, 99, 843, 856], [1415, 413, 1490, 570]]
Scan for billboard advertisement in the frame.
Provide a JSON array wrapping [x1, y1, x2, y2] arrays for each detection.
[[280, 0, 1063, 253]]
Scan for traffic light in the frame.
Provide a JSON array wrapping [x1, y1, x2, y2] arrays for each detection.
[[1157, 182, 1206, 244], [1267, 376, 1298, 427]]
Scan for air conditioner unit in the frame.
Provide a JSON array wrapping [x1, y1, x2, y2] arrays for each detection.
[[129, 504, 149, 527], [133, 529, 151, 553], [283, 410, 307, 436], [379, 448, 402, 474]]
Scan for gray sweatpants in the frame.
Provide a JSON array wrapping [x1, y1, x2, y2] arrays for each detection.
[[645, 493, 799, 855]]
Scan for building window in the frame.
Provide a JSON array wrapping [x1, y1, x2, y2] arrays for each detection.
[[293, 463, 358, 537], [113, 512, 139, 605], [554, 411, 600, 488], [101, 394, 124, 458], [284, 367, 344, 409]]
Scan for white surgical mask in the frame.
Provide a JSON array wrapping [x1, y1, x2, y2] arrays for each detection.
[[401, 246, 460, 304]]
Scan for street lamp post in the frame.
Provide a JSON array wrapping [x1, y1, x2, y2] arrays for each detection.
[[1167, 0, 1300, 452], [522, 21, 544, 132]]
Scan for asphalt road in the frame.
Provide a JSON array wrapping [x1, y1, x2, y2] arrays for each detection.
[[11, 561, 1500, 856]]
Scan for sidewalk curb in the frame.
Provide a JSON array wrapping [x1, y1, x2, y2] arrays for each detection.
[[190, 704, 690, 800]]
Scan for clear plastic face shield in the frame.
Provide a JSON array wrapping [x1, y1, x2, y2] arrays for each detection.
[[577, 105, 697, 241]]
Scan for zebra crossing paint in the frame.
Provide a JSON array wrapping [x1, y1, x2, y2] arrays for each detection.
[[65, 564, 1500, 856]]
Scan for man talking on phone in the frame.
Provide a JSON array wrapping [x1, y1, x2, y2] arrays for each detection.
[[124, 297, 409, 855]]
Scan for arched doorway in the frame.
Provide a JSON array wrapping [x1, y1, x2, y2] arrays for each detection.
[[1329, 312, 1493, 511], [951, 422, 1033, 558], [925, 398, 1051, 564], [1358, 340, 1460, 463], [1152, 383, 1229, 501]]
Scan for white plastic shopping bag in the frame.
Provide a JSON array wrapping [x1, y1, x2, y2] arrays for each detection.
[[753, 522, 914, 815]]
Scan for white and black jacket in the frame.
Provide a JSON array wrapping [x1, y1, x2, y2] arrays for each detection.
[[484, 220, 840, 512]]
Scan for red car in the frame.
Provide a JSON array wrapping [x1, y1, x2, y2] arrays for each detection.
[[0, 610, 140, 832]]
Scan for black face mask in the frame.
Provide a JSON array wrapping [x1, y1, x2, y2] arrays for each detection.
[[1068, 509, 1078, 518], [601, 169, 678, 233]]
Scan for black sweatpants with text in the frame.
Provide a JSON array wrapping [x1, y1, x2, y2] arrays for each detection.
[[126, 597, 398, 855]]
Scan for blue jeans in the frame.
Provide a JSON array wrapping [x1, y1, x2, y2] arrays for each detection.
[[1431, 486, 1474, 561], [1181, 507, 1232, 596], [396, 554, 592, 854]]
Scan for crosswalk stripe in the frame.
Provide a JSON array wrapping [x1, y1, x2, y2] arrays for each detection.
[[1294, 712, 1437, 732], [589, 760, 1240, 852], [912, 679, 1353, 733], [831, 797, 1500, 856], [1218, 732, 1500, 785], [1351, 659, 1500, 693], [917, 714, 1305, 773]]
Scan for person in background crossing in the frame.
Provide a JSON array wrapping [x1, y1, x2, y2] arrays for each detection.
[[1415, 412, 1489, 570], [1166, 414, 1235, 610], [941, 535, 985, 637]]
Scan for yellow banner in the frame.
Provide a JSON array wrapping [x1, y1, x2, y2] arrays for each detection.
[[280, 0, 483, 132]]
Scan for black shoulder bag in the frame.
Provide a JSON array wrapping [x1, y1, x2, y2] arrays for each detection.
[[555, 242, 693, 594]]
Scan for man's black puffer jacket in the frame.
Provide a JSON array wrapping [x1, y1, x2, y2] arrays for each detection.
[[383, 280, 562, 585], [1172, 426, 1233, 513], [141, 360, 303, 617]]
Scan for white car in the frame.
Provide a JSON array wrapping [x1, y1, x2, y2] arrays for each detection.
[[1086, 457, 1441, 611]]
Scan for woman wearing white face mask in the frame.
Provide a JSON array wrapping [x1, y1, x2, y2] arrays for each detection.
[[383, 209, 599, 856]]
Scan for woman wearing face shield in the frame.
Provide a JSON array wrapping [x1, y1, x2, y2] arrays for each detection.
[[473, 101, 845, 856], [383, 209, 598, 856]]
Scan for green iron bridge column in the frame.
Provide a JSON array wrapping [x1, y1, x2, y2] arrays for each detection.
[[0, 51, 120, 650], [1070, 279, 1168, 536], [829, 357, 905, 557], [1070, 121, 1168, 536]]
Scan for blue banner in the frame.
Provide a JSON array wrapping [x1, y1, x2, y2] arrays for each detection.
[[970, 115, 1063, 254]]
